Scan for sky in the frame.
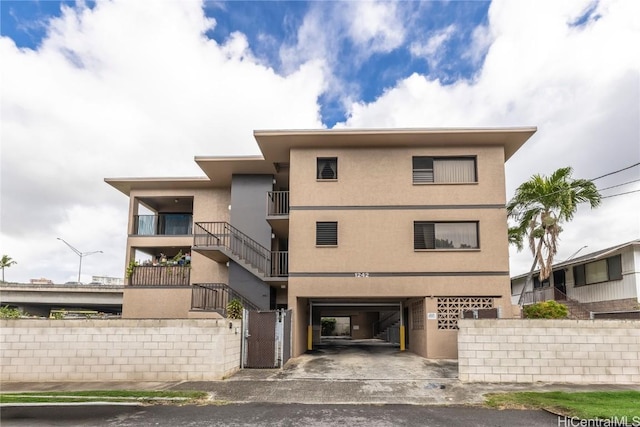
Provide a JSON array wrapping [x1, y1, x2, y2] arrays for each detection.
[[1, 0, 639, 284]]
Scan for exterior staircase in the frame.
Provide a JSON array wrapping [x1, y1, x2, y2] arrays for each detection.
[[373, 312, 401, 342], [192, 221, 287, 282], [523, 287, 592, 320], [190, 283, 260, 316], [561, 299, 592, 320]]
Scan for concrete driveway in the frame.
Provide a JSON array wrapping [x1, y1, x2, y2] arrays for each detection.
[[233, 337, 458, 382], [286, 338, 457, 380]]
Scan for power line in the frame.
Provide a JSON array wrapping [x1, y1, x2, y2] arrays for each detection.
[[509, 163, 640, 204], [598, 179, 640, 192], [590, 162, 640, 181], [601, 189, 640, 199]]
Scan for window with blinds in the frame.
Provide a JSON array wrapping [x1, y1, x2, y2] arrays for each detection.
[[573, 255, 623, 286], [316, 221, 338, 246], [412, 156, 476, 183], [317, 157, 338, 180], [414, 221, 479, 250]]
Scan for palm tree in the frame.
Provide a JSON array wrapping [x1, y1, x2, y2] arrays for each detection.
[[1, 255, 17, 282], [507, 167, 601, 305]]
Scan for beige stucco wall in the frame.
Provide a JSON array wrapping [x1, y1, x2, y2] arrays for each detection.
[[406, 298, 425, 357], [458, 319, 640, 384], [289, 209, 508, 273], [288, 146, 506, 207], [122, 287, 192, 318], [0, 319, 241, 382], [286, 145, 511, 358]]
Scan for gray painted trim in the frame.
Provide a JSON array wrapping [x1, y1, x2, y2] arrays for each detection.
[[290, 204, 505, 211], [288, 271, 510, 278]]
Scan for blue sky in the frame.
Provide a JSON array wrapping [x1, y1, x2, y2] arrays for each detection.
[[1, 0, 638, 283], [2, 0, 491, 126]]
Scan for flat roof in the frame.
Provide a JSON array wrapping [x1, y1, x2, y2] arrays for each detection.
[[254, 127, 537, 163], [104, 177, 212, 196], [194, 156, 279, 187], [106, 127, 537, 191]]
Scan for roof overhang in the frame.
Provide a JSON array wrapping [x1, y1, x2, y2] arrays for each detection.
[[104, 177, 212, 196], [253, 127, 537, 163], [194, 156, 281, 187]]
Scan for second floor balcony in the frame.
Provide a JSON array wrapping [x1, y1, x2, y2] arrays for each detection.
[[267, 191, 289, 216], [129, 265, 191, 286], [267, 191, 289, 238], [133, 214, 193, 236]]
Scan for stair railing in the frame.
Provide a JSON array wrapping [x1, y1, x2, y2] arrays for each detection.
[[194, 222, 288, 277], [191, 283, 260, 315]]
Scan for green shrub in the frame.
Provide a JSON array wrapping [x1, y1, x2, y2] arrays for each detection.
[[226, 299, 243, 319], [523, 300, 568, 319], [0, 305, 21, 319], [321, 318, 337, 336]]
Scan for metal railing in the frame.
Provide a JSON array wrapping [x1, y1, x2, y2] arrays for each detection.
[[133, 214, 193, 236], [191, 283, 260, 314], [130, 265, 190, 286], [271, 251, 288, 277], [194, 222, 288, 277], [267, 191, 289, 216], [521, 287, 555, 305]]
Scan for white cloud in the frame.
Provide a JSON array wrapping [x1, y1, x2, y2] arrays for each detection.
[[345, 1, 405, 54], [2, 0, 638, 285], [340, 0, 640, 275], [1, 0, 325, 283], [409, 24, 456, 60]]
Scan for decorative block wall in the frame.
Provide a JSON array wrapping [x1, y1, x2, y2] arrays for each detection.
[[458, 319, 640, 384], [0, 318, 241, 382]]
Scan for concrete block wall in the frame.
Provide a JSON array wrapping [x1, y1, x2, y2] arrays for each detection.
[[458, 319, 640, 384], [0, 318, 241, 383]]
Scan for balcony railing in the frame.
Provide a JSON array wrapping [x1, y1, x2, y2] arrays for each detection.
[[521, 287, 555, 305], [191, 283, 260, 314], [130, 265, 190, 286], [267, 191, 289, 216], [271, 251, 288, 277], [133, 214, 193, 236]]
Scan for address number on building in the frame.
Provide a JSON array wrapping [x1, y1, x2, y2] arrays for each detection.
[[354, 272, 370, 278]]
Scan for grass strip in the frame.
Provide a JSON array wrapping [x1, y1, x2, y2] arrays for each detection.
[[0, 390, 208, 404], [485, 391, 640, 420]]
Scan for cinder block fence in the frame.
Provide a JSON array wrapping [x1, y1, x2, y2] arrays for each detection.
[[458, 319, 640, 384], [0, 319, 241, 383]]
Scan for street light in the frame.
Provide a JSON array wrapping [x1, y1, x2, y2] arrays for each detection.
[[57, 238, 103, 283]]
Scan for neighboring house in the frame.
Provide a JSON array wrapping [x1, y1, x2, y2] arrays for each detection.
[[511, 240, 640, 314], [106, 127, 536, 359]]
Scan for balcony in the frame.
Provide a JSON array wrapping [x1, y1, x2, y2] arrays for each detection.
[[266, 191, 289, 238], [133, 214, 193, 236], [129, 265, 190, 286]]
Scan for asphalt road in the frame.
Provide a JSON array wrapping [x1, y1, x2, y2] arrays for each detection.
[[2, 403, 560, 427]]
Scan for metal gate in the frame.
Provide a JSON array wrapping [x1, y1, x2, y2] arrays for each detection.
[[242, 309, 291, 369]]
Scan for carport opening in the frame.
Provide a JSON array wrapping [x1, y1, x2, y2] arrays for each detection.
[[311, 301, 404, 354]]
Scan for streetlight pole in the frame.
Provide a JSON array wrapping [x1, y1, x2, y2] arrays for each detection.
[[57, 238, 103, 283]]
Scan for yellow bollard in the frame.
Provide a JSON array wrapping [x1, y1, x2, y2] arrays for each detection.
[[307, 325, 313, 351], [400, 325, 405, 351]]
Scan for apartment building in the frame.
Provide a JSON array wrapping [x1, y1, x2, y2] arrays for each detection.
[[106, 127, 536, 358]]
